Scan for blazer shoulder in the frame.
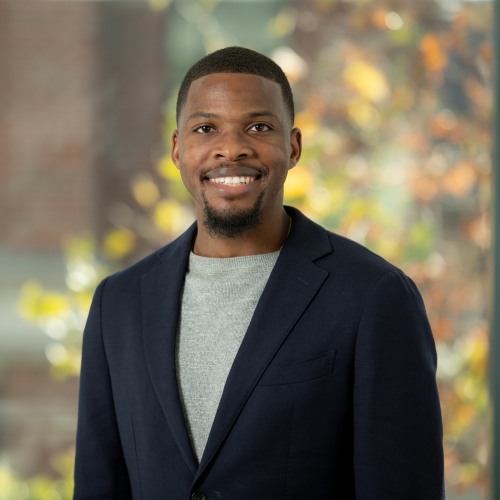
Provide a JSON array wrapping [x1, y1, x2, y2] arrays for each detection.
[[320, 230, 408, 291], [286, 207, 404, 284], [330, 231, 397, 270]]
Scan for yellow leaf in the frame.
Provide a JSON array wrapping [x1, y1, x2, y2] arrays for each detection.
[[294, 111, 319, 140], [131, 175, 160, 207], [148, 0, 172, 11], [343, 60, 389, 103], [154, 200, 192, 235], [158, 156, 181, 181], [454, 374, 479, 403], [102, 228, 136, 260], [284, 167, 314, 200], [347, 101, 381, 129], [306, 186, 333, 217], [19, 282, 71, 321], [74, 291, 93, 316], [457, 462, 480, 485]]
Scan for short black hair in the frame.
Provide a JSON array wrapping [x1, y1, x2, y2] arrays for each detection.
[[176, 46, 295, 125]]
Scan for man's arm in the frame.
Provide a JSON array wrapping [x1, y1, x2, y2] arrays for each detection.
[[353, 271, 445, 499], [74, 279, 132, 499]]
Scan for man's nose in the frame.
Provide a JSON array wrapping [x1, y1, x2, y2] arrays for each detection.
[[213, 130, 254, 161]]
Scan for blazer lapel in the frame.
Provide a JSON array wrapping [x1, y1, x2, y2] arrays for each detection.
[[141, 223, 198, 475], [196, 208, 333, 481]]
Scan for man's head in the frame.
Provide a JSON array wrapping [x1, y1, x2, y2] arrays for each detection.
[[176, 46, 295, 127], [172, 47, 301, 245]]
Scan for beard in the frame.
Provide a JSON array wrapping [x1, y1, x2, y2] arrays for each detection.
[[201, 191, 264, 239]]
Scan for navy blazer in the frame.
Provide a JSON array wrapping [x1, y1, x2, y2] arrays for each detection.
[[74, 207, 444, 499]]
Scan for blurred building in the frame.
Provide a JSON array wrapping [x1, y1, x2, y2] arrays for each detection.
[[0, 1, 166, 477]]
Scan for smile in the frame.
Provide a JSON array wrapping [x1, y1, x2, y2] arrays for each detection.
[[209, 176, 256, 186]]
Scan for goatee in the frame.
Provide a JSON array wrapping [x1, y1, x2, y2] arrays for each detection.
[[201, 192, 264, 239]]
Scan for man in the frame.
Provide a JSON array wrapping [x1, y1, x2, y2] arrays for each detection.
[[74, 46, 444, 499]]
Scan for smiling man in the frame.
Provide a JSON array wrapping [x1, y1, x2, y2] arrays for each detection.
[[74, 47, 444, 500]]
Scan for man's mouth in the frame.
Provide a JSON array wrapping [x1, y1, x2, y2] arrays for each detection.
[[209, 176, 256, 186], [202, 165, 263, 189]]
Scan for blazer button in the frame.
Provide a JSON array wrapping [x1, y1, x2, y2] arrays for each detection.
[[191, 492, 207, 500]]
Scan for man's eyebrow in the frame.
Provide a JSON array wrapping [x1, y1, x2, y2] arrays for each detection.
[[186, 111, 280, 121], [243, 111, 279, 120], [187, 112, 219, 121]]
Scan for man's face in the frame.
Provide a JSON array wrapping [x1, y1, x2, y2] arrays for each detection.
[[172, 73, 301, 238]]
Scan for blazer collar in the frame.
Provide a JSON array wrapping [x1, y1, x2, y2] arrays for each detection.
[[141, 207, 334, 479], [141, 224, 198, 474]]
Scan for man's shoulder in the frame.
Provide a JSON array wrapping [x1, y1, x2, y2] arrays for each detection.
[[288, 209, 408, 299], [289, 207, 399, 276], [327, 230, 398, 272]]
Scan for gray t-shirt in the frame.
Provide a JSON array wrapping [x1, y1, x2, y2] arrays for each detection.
[[176, 250, 280, 462]]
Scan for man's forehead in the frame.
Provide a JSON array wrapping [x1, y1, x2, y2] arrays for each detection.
[[184, 73, 284, 109], [187, 72, 280, 92], [181, 78, 284, 125]]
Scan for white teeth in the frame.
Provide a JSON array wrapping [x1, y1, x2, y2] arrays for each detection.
[[210, 176, 254, 185]]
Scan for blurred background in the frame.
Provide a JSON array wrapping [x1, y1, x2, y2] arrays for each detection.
[[0, 0, 493, 498]]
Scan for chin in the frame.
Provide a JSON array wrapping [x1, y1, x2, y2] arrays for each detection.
[[201, 192, 264, 239]]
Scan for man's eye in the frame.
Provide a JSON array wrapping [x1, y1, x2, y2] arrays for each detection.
[[195, 125, 215, 133], [249, 123, 271, 132]]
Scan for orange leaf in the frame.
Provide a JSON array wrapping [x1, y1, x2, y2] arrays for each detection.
[[420, 34, 447, 72]]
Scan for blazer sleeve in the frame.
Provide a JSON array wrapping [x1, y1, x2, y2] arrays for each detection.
[[353, 271, 445, 499], [74, 278, 132, 499]]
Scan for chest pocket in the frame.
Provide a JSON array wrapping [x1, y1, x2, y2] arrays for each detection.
[[258, 350, 336, 386]]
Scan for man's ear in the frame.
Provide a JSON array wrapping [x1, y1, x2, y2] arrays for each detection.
[[289, 127, 302, 170], [171, 130, 180, 169]]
